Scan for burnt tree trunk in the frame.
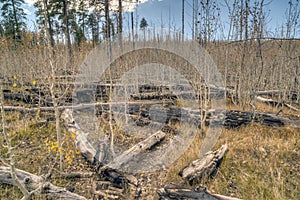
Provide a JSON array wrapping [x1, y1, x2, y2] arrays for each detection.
[[0, 167, 87, 200], [180, 144, 228, 184]]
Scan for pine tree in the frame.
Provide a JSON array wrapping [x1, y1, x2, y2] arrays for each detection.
[[59, 0, 73, 61], [77, 0, 89, 40], [34, 0, 56, 46], [88, 0, 104, 46], [0, 0, 27, 42], [140, 17, 148, 29], [87, 11, 100, 47]]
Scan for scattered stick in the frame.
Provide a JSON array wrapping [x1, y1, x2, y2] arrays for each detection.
[[91, 180, 124, 200]]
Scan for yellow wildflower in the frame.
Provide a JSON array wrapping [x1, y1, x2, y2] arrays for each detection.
[[66, 156, 71, 164], [51, 142, 58, 151], [58, 147, 63, 155], [71, 132, 76, 139]]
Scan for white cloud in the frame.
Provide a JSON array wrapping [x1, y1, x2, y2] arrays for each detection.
[[87, 0, 151, 13], [24, 0, 153, 13], [110, 0, 150, 12], [24, 0, 37, 6]]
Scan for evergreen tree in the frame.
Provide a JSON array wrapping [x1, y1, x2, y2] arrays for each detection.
[[34, 0, 73, 59], [77, 0, 88, 38], [0, 0, 27, 42], [88, 0, 104, 46], [140, 17, 148, 29], [87, 11, 100, 47], [69, 0, 89, 47], [34, 0, 57, 46]]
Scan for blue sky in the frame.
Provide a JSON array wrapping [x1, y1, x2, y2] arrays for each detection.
[[130, 0, 298, 38], [14, 0, 300, 38]]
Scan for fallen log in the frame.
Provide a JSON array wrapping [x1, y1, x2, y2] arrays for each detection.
[[62, 107, 167, 171], [207, 109, 300, 128], [256, 96, 299, 111], [158, 184, 241, 200], [114, 104, 299, 129], [117, 106, 299, 129], [60, 172, 94, 179], [0, 166, 88, 200], [4, 101, 299, 129], [107, 130, 166, 170], [3, 92, 40, 104], [61, 108, 168, 164], [61, 109, 138, 198], [61, 109, 97, 164], [3, 101, 170, 113], [209, 85, 299, 108], [130, 92, 177, 101], [179, 144, 228, 184], [3, 90, 72, 107], [255, 90, 282, 96]]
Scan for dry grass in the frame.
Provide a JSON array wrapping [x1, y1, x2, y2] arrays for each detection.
[[161, 100, 300, 199], [0, 106, 299, 199], [0, 112, 94, 199], [0, 39, 299, 199], [211, 125, 299, 200], [162, 123, 299, 200], [0, 94, 299, 199]]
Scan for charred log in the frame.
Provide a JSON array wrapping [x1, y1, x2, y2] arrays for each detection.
[[179, 144, 228, 184], [158, 184, 241, 200]]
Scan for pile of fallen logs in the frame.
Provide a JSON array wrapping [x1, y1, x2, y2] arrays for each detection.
[[0, 83, 299, 199], [2, 99, 300, 129], [2, 85, 299, 135], [0, 111, 238, 199], [61, 109, 239, 199], [2, 96, 298, 198]]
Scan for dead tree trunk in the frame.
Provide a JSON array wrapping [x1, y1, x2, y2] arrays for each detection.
[[0, 166, 87, 200], [180, 144, 228, 184], [107, 130, 166, 170], [61, 109, 97, 164]]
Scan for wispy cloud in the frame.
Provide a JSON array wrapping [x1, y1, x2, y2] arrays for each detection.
[[110, 0, 150, 12], [24, 0, 36, 6], [23, 0, 156, 13]]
